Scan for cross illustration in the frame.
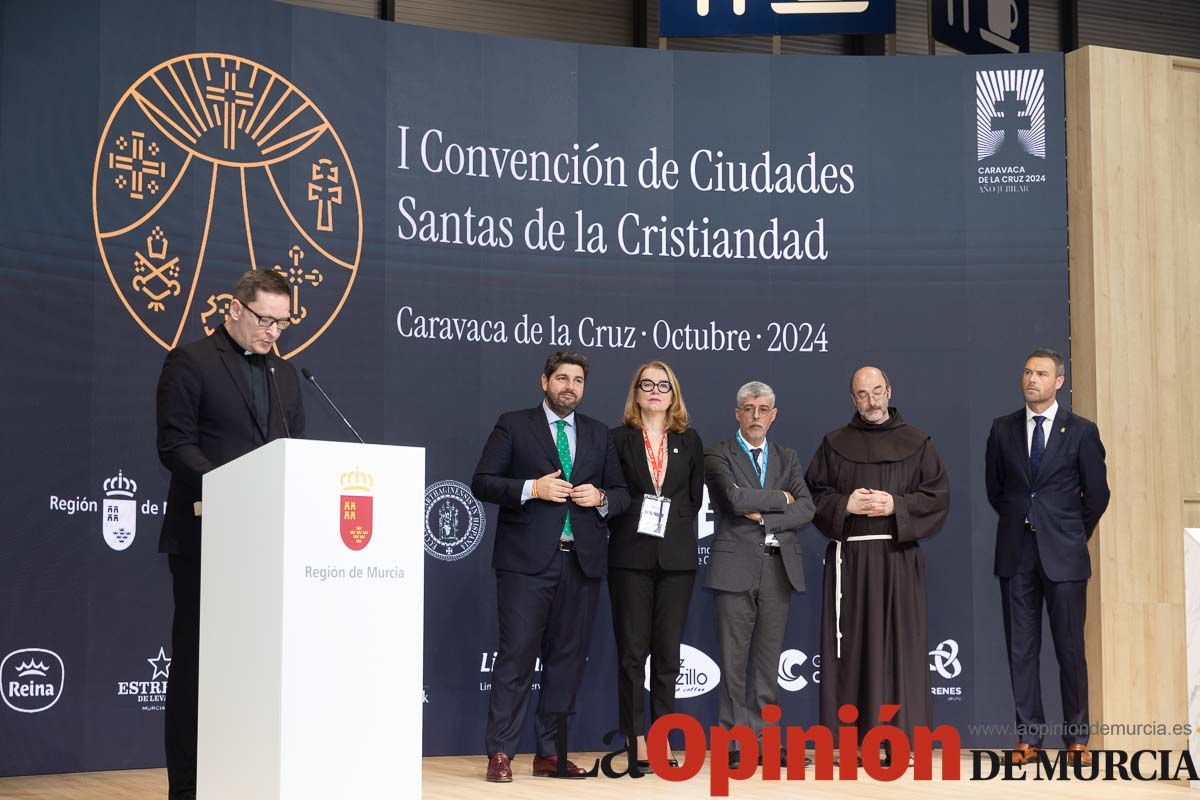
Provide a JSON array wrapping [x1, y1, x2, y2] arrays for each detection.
[[272, 246, 323, 325], [307, 159, 343, 232], [132, 226, 181, 312], [990, 90, 1031, 142], [206, 69, 255, 151], [108, 131, 166, 201]]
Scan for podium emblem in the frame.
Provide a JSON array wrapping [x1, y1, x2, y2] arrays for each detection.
[[340, 467, 373, 551]]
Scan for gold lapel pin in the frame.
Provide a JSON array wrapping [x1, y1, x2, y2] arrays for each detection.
[[673, 448, 678, 454], [1060, 427, 1066, 433]]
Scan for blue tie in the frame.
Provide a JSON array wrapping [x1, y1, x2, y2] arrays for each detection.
[[750, 448, 763, 478], [1028, 416, 1046, 531], [1029, 416, 1046, 477]]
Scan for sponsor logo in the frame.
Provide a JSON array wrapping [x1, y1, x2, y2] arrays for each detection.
[[645, 643, 720, 698], [697, 484, 715, 540], [777, 648, 821, 692], [423, 480, 486, 562], [929, 638, 961, 679], [339, 467, 373, 551], [102, 469, 138, 551], [115, 647, 170, 712], [975, 69, 1048, 195], [2, 648, 65, 714], [93, 53, 362, 357], [480, 651, 542, 693]]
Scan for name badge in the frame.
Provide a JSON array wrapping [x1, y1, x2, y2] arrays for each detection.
[[637, 494, 670, 538]]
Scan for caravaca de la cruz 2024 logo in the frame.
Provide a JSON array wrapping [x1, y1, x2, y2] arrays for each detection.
[[93, 54, 362, 357]]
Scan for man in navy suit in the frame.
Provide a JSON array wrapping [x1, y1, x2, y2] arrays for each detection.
[[986, 348, 1109, 767], [472, 351, 630, 782]]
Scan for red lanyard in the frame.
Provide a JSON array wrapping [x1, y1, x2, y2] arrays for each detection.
[[642, 430, 667, 495]]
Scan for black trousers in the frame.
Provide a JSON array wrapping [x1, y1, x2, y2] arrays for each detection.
[[485, 550, 601, 759], [1000, 525, 1089, 747], [608, 566, 696, 738], [165, 555, 201, 798]]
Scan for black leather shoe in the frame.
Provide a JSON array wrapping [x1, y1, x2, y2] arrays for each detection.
[[728, 750, 741, 769]]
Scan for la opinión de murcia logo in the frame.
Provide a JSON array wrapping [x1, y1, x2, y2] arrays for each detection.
[[423, 480, 486, 562], [2, 648, 66, 714], [340, 467, 374, 551], [102, 468, 138, 551], [93, 53, 362, 359]]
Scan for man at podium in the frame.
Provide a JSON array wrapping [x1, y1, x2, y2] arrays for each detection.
[[155, 269, 306, 800], [472, 351, 630, 782]]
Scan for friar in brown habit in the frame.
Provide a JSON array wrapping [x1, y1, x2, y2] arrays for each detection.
[[804, 366, 950, 744]]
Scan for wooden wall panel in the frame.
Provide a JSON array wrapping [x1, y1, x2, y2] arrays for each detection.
[[1066, 46, 1199, 752]]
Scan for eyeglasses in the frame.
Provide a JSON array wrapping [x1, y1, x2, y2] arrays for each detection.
[[240, 302, 291, 331], [853, 387, 888, 401], [737, 404, 774, 417], [637, 379, 673, 394]]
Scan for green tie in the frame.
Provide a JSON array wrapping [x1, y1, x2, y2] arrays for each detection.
[[555, 419, 573, 539]]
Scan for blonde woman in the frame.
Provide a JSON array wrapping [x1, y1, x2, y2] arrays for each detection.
[[608, 361, 704, 771]]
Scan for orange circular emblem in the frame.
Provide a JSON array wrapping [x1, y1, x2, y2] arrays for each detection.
[[92, 53, 362, 358]]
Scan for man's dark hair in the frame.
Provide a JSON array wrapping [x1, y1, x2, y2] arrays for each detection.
[[543, 350, 590, 379], [1026, 347, 1065, 377], [232, 269, 291, 306]]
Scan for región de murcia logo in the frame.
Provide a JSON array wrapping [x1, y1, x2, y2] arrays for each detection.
[[93, 54, 362, 359], [340, 467, 374, 551], [102, 469, 138, 551]]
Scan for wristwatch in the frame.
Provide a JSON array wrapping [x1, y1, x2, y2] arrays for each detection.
[[597, 489, 608, 508]]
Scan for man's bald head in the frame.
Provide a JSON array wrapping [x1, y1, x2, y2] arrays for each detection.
[[850, 366, 891, 424]]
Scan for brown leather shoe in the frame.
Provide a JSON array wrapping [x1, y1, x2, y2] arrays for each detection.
[[1066, 744, 1092, 766], [1011, 743, 1039, 765], [532, 754, 588, 778], [486, 753, 513, 782]]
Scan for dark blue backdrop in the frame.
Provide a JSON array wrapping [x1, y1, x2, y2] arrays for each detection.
[[0, 0, 1068, 776]]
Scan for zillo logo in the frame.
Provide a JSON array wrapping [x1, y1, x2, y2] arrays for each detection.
[[93, 53, 362, 358], [2, 648, 66, 714], [656, 644, 720, 698]]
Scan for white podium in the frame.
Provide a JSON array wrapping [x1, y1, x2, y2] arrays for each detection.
[[197, 439, 424, 800]]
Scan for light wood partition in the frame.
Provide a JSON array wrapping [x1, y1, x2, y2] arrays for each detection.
[[1066, 46, 1200, 752]]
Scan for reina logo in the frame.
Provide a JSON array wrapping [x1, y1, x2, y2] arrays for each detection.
[[102, 469, 138, 551], [339, 467, 374, 551], [1, 648, 66, 714]]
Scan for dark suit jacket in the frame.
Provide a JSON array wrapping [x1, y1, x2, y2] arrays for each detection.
[[471, 406, 630, 579], [986, 407, 1110, 581], [156, 329, 305, 558], [703, 437, 815, 593], [608, 425, 704, 572]]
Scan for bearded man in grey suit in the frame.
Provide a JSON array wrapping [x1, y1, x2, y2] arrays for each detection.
[[704, 380, 815, 768]]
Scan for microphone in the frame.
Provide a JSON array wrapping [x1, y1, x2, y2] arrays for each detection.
[[268, 366, 292, 439], [301, 367, 365, 444]]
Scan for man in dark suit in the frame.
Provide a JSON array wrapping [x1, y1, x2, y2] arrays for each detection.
[[704, 380, 814, 768], [471, 351, 630, 782], [986, 347, 1109, 767], [155, 269, 305, 800]]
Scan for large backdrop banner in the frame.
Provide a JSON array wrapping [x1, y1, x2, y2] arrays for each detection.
[[0, 0, 1068, 775]]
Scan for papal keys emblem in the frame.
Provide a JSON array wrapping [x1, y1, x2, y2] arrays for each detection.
[[92, 54, 362, 358]]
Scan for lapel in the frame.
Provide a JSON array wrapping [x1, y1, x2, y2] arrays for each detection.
[[626, 427, 656, 494], [762, 440, 782, 489], [213, 330, 266, 441], [1036, 408, 1072, 483], [1010, 410, 1032, 485], [729, 438, 760, 489], [527, 406, 562, 471], [659, 430, 685, 496]]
